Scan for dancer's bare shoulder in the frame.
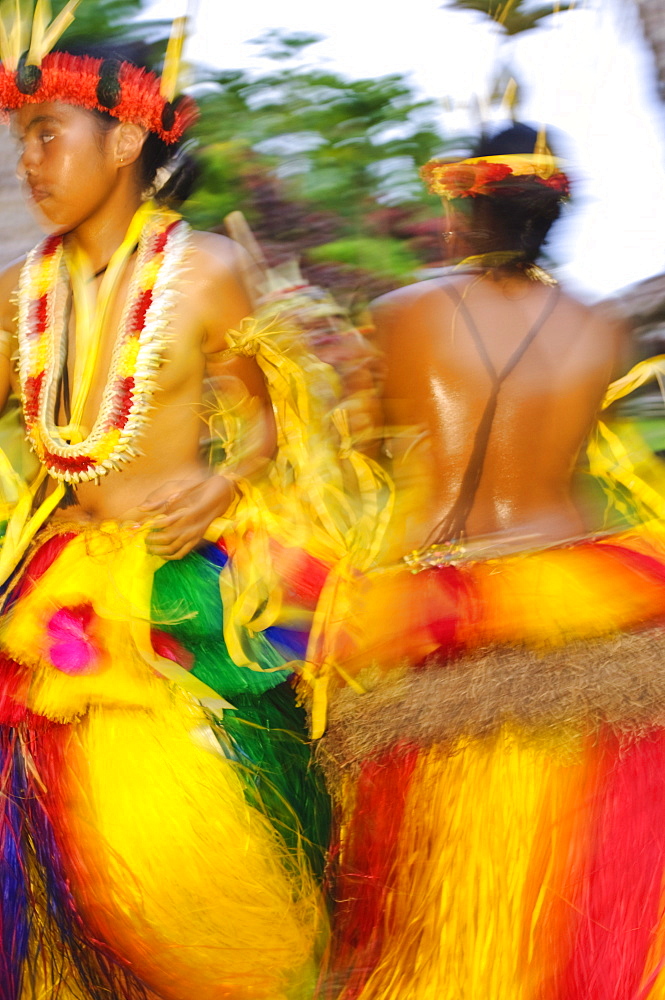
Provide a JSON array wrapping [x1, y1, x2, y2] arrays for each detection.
[[186, 231, 252, 351], [371, 277, 447, 321], [188, 229, 246, 276], [371, 275, 630, 378]]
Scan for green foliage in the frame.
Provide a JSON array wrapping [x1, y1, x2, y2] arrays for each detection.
[[185, 141, 258, 231], [195, 57, 447, 218], [308, 237, 422, 280], [187, 32, 451, 299], [249, 29, 325, 61], [52, 0, 168, 55]]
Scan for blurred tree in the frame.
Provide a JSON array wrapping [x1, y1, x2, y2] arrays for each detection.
[[616, 0, 665, 374], [52, 0, 167, 55], [444, 0, 576, 120], [187, 32, 450, 302], [445, 0, 575, 36], [632, 0, 665, 99]]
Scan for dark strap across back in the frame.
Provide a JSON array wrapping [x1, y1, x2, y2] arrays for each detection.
[[428, 282, 562, 545]]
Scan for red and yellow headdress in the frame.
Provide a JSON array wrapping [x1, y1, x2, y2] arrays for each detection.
[[421, 152, 570, 201], [0, 0, 197, 143]]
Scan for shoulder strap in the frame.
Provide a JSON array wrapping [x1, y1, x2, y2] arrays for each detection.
[[443, 281, 561, 388], [429, 282, 561, 544]]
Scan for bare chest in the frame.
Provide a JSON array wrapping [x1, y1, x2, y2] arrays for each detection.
[[58, 276, 204, 431], [16, 217, 203, 485]]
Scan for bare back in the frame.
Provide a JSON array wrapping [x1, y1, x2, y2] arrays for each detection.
[[374, 273, 625, 552]]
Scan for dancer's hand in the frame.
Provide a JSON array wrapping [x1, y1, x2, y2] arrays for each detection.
[[139, 476, 235, 560]]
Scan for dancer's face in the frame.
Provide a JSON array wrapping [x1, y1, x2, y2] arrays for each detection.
[[12, 101, 123, 235]]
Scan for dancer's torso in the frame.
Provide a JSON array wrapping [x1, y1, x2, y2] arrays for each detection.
[[60, 246, 204, 521], [7, 230, 252, 525], [374, 273, 625, 552]]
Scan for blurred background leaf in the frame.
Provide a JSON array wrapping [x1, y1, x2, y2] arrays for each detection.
[[186, 31, 454, 308], [52, 0, 169, 59]]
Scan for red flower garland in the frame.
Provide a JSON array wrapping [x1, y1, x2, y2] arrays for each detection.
[[0, 52, 197, 143], [18, 210, 190, 484]]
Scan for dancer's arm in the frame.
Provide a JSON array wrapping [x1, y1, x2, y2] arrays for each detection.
[[142, 235, 275, 560], [0, 261, 22, 414]]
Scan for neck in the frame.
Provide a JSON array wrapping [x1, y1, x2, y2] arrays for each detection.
[[65, 184, 145, 273], [456, 252, 557, 286]]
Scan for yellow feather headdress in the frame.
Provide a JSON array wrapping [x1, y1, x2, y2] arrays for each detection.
[[0, 0, 197, 143]]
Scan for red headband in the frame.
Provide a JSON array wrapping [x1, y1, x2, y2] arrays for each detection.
[[0, 51, 198, 143]]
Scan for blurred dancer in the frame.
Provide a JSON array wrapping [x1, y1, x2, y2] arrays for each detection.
[[0, 5, 334, 999], [317, 124, 665, 1000]]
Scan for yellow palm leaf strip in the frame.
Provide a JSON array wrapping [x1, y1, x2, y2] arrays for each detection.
[[0, 7, 10, 68], [601, 355, 665, 409], [160, 15, 187, 103], [303, 556, 365, 740], [25, 0, 49, 66], [0, 0, 30, 72], [124, 537, 235, 715], [65, 201, 158, 438], [29, 0, 80, 66], [588, 419, 665, 522], [330, 405, 394, 570], [0, 468, 65, 587]]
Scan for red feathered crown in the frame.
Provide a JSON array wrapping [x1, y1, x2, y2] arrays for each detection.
[[421, 153, 570, 201], [421, 129, 570, 201], [0, 1, 198, 144]]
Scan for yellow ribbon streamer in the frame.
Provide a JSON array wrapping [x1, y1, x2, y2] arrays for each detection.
[[587, 354, 665, 529], [64, 200, 159, 440], [0, 202, 173, 586], [218, 312, 393, 700]]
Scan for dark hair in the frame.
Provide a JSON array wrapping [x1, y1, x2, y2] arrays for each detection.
[[467, 122, 566, 264], [54, 39, 199, 207]]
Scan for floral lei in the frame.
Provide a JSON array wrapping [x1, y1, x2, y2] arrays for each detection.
[[17, 209, 190, 484]]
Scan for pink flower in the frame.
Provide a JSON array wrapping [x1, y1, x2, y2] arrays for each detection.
[[47, 603, 100, 675]]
